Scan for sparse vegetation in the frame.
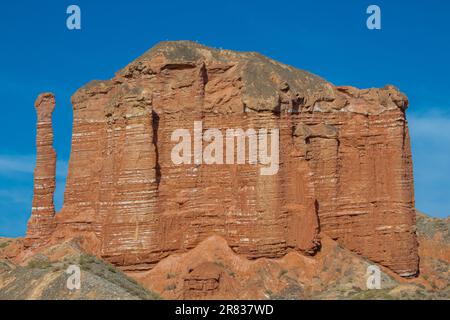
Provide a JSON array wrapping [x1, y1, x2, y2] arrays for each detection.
[[106, 263, 117, 273], [269, 279, 304, 300], [79, 253, 97, 270], [51, 264, 63, 272], [278, 269, 288, 278], [75, 252, 162, 299], [26, 258, 52, 269], [214, 258, 236, 277], [213, 259, 226, 268], [165, 283, 177, 291], [347, 289, 396, 300], [0, 241, 9, 249], [264, 289, 273, 297]]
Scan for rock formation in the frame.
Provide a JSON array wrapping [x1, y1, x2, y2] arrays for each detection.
[[25, 41, 419, 277], [5, 211, 447, 299], [24, 93, 57, 248]]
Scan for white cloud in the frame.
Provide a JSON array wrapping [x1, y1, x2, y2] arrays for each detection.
[[0, 155, 34, 174], [0, 154, 68, 178], [408, 113, 450, 142]]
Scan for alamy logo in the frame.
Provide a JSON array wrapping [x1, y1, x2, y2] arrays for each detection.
[[66, 5, 81, 30], [171, 121, 279, 176], [366, 265, 381, 289], [66, 265, 81, 291], [366, 5, 381, 30]]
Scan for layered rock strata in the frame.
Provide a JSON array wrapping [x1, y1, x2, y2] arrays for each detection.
[[24, 93, 57, 248], [25, 41, 419, 277]]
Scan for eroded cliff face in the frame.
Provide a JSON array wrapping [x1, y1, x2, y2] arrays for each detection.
[[25, 41, 419, 277]]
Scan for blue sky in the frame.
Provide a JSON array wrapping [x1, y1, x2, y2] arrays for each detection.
[[0, 0, 449, 237]]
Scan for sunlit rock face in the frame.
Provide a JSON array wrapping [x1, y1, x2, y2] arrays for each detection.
[[25, 41, 418, 277], [25, 93, 57, 248]]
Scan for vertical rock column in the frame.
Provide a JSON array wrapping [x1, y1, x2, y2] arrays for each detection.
[[24, 93, 57, 248]]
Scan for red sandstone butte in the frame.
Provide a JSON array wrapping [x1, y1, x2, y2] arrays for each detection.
[[25, 41, 419, 277]]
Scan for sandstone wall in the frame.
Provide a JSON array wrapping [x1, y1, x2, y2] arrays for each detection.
[[26, 41, 419, 276]]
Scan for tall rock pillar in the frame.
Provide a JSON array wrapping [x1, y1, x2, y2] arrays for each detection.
[[24, 93, 57, 248]]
